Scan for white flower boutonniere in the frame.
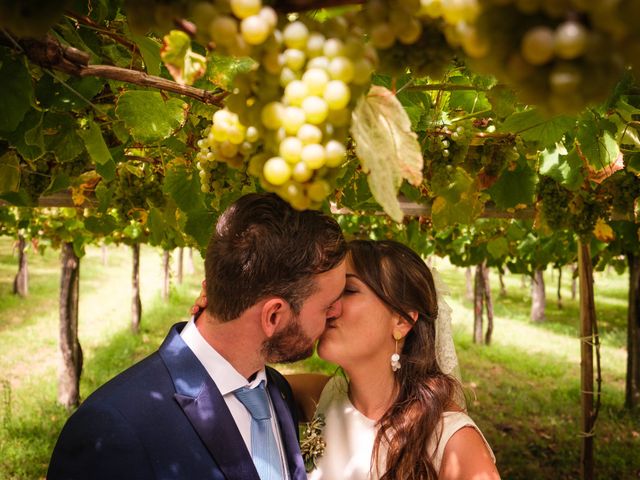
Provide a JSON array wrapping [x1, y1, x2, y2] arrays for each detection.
[[300, 414, 326, 473]]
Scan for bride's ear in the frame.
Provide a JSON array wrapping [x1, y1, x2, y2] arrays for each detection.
[[393, 311, 417, 338]]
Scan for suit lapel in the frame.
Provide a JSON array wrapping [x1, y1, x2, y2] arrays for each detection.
[[267, 375, 307, 480], [159, 323, 260, 480]]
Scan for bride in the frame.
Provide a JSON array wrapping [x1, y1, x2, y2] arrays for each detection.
[[288, 239, 499, 479]]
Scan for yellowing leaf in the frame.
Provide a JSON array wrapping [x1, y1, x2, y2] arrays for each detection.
[[593, 218, 615, 242], [351, 86, 424, 222], [161, 30, 206, 86]]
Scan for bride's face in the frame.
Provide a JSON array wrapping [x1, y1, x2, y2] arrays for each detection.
[[316, 258, 397, 370]]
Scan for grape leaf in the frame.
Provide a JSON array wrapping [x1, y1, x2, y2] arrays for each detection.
[[576, 117, 620, 170], [84, 215, 117, 235], [431, 191, 484, 230], [0, 151, 20, 193], [79, 121, 112, 166], [185, 209, 217, 249], [115, 91, 188, 143], [205, 53, 256, 91], [627, 152, 640, 173], [487, 84, 517, 119], [351, 86, 424, 222], [487, 237, 509, 259], [43, 113, 84, 162], [161, 30, 206, 86], [539, 145, 584, 190], [163, 159, 204, 212], [0, 53, 33, 132], [43, 173, 70, 195], [487, 161, 538, 208], [132, 34, 162, 76], [499, 109, 575, 148]]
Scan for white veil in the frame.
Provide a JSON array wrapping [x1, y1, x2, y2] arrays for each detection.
[[430, 266, 466, 408]]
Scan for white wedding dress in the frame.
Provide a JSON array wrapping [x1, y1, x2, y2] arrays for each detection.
[[307, 376, 495, 480]]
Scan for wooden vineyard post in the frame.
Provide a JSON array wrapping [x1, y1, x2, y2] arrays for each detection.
[[58, 242, 83, 408], [131, 243, 142, 334], [578, 239, 598, 480]]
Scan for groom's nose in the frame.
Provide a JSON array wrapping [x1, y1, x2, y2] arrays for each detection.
[[327, 298, 343, 319]]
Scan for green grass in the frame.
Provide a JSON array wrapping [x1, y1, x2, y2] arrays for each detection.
[[0, 240, 638, 479]]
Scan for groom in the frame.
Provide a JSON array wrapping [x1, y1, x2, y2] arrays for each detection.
[[47, 193, 347, 480]]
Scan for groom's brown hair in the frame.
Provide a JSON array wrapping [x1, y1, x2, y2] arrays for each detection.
[[204, 193, 346, 321]]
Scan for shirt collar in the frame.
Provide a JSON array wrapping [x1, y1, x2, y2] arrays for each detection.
[[181, 317, 267, 395]]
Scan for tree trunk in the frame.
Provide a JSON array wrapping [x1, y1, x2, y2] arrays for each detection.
[[185, 247, 195, 274], [578, 240, 596, 480], [101, 242, 108, 266], [498, 270, 506, 297], [531, 270, 546, 323], [12, 234, 28, 297], [521, 274, 527, 289], [176, 247, 184, 285], [483, 265, 494, 345], [557, 267, 563, 310], [572, 263, 578, 300], [162, 250, 171, 302], [465, 266, 473, 301], [626, 252, 640, 409], [131, 244, 142, 334], [473, 262, 485, 344], [58, 242, 82, 409]]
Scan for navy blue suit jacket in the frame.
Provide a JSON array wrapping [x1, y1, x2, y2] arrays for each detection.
[[47, 323, 307, 480]]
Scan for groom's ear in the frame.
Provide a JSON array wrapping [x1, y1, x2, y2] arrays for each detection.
[[260, 297, 291, 338]]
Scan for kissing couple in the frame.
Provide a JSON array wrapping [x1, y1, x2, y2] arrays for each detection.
[[48, 193, 499, 480]]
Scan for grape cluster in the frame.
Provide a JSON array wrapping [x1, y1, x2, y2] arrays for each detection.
[[598, 170, 640, 217], [20, 158, 53, 204], [191, 4, 376, 209], [446, 1, 629, 113], [538, 175, 604, 236], [111, 163, 165, 221]]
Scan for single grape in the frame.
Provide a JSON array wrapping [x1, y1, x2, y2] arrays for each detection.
[[301, 143, 326, 169], [370, 23, 396, 49], [261, 102, 284, 130], [209, 16, 238, 47], [307, 179, 331, 202], [280, 136, 304, 163], [283, 48, 306, 71], [306, 32, 326, 57], [302, 96, 329, 124], [263, 157, 292, 185], [521, 26, 555, 65], [324, 80, 351, 110], [323, 38, 346, 58], [554, 20, 588, 59], [230, 0, 262, 20], [325, 140, 347, 167], [297, 123, 323, 144], [241, 15, 270, 45], [283, 21, 310, 49], [303, 68, 330, 95], [328, 56, 355, 82], [292, 161, 314, 182], [284, 80, 309, 106], [282, 106, 306, 134]]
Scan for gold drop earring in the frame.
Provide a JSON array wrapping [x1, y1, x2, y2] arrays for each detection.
[[391, 331, 402, 372]]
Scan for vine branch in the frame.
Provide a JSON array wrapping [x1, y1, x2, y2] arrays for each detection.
[[1, 33, 227, 107]]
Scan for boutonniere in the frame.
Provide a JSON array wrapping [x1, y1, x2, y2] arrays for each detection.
[[300, 413, 326, 473]]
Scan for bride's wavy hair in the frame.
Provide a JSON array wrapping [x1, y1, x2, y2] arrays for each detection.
[[347, 239, 461, 480]]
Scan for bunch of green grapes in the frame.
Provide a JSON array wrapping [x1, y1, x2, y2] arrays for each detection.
[[349, 0, 465, 77], [125, 0, 191, 34], [597, 170, 640, 217], [537, 175, 571, 230], [19, 157, 52, 204], [444, 0, 626, 113], [112, 163, 165, 221], [568, 192, 602, 237], [0, 0, 71, 37], [192, 8, 375, 209]]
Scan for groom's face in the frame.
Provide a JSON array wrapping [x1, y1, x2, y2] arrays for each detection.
[[262, 261, 346, 363]]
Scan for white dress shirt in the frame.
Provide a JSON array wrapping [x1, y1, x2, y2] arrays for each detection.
[[180, 318, 290, 478]]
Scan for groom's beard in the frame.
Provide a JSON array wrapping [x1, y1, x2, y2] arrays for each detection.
[[262, 314, 315, 363]]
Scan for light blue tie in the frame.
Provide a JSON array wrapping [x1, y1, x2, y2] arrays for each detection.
[[234, 381, 285, 480]]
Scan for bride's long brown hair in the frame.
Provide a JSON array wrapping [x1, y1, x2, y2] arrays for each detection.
[[347, 239, 461, 479]]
